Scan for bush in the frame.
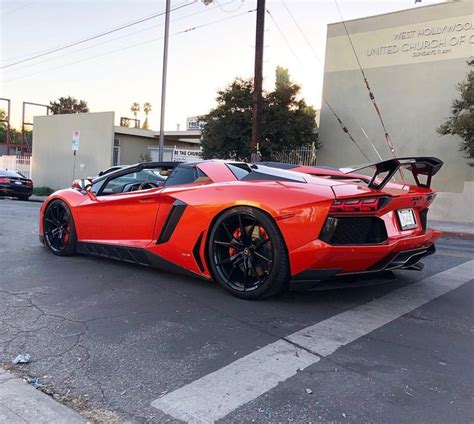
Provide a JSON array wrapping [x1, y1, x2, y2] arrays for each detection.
[[33, 186, 55, 196]]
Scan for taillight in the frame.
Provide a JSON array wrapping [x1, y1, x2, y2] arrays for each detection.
[[0, 177, 10, 184], [427, 193, 436, 204], [330, 196, 390, 213], [25, 180, 33, 187]]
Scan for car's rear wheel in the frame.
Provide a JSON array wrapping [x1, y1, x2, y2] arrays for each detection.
[[18, 195, 30, 201], [43, 200, 77, 256], [208, 206, 289, 299]]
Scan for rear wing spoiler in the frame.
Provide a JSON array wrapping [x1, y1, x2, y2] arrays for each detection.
[[341, 157, 443, 190]]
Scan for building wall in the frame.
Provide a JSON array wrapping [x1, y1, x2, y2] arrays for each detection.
[[32, 112, 114, 189], [115, 133, 154, 165], [116, 135, 200, 165], [318, 1, 473, 222]]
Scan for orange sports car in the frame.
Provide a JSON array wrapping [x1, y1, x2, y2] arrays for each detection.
[[39, 157, 443, 299]]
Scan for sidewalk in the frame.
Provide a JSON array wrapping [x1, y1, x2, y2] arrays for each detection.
[[429, 220, 474, 240], [29, 195, 48, 203], [0, 368, 86, 423]]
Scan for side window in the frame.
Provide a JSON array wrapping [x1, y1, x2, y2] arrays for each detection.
[[164, 166, 196, 187], [99, 168, 168, 196]]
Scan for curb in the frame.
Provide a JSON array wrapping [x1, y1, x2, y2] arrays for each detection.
[[0, 368, 86, 423], [438, 230, 474, 241]]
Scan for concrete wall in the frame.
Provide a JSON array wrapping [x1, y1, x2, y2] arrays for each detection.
[[116, 134, 200, 165], [116, 133, 154, 165], [32, 112, 114, 190], [319, 1, 473, 222]]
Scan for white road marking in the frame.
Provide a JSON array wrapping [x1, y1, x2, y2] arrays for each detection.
[[151, 260, 474, 423]]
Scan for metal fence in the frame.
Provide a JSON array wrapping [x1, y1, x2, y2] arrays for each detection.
[[0, 155, 32, 179], [270, 145, 318, 166]]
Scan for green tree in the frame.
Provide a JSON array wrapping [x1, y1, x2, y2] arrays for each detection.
[[131, 102, 140, 127], [200, 78, 254, 161], [0, 109, 7, 143], [261, 66, 319, 159], [0, 109, 22, 146], [49, 96, 89, 114], [437, 60, 473, 159], [200, 68, 318, 161], [142, 102, 152, 129]]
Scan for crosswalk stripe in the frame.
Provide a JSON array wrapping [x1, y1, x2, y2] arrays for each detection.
[[151, 260, 474, 423]]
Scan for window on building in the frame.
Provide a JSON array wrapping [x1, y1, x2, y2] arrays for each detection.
[[113, 138, 121, 166]]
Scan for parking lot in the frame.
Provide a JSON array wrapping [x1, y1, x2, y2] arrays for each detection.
[[0, 198, 473, 423]]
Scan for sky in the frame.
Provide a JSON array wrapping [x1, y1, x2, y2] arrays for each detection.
[[1, 0, 445, 130]]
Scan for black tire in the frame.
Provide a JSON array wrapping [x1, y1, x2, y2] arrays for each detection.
[[43, 199, 77, 256], [208, 206, 289, 299], [18, 195, 30, 201]]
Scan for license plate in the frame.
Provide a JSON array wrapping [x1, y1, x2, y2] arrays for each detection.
[[14, 181, 22, 185], [398, 208, 417, 230]]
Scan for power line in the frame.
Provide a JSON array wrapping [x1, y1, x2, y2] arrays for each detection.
[[2, 1, 34, 16], [215, 0, 245, 13], [1, 1, 197, 69], [179, 8, 255, 34], [280, 0, 324, 66], [2, 1, 229, 74], [265, 9, 302, 65], [333, 0, 399, 164], [269, 5, 371, 162], [3, 9, 256, 84]]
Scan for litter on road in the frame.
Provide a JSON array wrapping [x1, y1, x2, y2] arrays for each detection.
[[12, 353, 31, 364]]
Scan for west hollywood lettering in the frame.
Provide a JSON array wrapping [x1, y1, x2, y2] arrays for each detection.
[[366, 20, 473, 58]]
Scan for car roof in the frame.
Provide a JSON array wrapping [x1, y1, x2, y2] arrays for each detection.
[[0, 169, 24, 178]]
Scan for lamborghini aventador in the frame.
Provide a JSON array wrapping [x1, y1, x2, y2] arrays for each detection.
[[39, 157, 443, 299]]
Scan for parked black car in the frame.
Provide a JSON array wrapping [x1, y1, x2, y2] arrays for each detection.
[[0, 170, 33, 200]]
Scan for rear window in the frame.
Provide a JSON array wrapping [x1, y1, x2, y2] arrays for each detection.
[[227, 163, 251, 180], [0, 170, 24, 178]]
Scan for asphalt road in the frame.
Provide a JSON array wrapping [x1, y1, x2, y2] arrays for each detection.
[[0, 198, 473, 423]]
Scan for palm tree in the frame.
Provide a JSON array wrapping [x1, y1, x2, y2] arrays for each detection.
[[142, 102, 152, 129], [130, 102, 140, 128]]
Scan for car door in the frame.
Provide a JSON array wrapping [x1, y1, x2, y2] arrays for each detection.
[[77, 168, 167, 247]]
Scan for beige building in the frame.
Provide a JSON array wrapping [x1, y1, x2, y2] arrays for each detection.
[[318, 1, 473, 222], [32, 111, 201, 190]]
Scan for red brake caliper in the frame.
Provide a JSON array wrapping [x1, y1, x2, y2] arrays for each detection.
[[228, 229, 241, 257]]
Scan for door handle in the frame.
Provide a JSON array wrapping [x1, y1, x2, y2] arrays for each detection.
[[139, 197, 155, 204]]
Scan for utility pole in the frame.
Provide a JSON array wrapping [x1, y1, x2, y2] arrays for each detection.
[[158, 0, 171, 161], [251, 0, 265, 162]]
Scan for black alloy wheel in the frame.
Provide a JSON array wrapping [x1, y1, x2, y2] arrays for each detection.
[[43, 200, 77, 256], [209, 206, 289, 299]]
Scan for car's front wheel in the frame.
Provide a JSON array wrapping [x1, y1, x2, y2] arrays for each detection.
[[43, 200, 77, 256], [208, 206, 289, 299]]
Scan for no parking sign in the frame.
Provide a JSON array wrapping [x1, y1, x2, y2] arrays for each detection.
[[72, 130, 80, 152]]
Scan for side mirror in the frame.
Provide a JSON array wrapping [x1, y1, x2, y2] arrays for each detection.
[[72, 178, 93, 191]]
